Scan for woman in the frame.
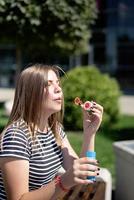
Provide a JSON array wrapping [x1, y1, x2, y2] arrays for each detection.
[[0, 63, 103, 200]]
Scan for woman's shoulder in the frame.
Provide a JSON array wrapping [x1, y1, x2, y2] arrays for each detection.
[[4, 119, 30, 140], [0, 119, 31, 160]]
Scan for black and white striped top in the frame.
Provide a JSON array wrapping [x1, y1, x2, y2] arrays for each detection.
[[0, 120, 65, 200]]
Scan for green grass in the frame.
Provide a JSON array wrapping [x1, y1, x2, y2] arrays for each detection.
[[96, 133, 115, 183], [0, 105, 8, 131], [113, 115, 134, 129]]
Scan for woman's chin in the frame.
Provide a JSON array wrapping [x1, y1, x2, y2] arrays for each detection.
[[51, 107, 62, 114]]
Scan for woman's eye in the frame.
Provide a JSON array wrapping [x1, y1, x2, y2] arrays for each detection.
[[47, 81, 52, 86], [57, 80, 60, 86], [47, 80, 60, 87]]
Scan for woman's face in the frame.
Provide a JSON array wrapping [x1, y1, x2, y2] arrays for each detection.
[[43, 70, 63, 116]]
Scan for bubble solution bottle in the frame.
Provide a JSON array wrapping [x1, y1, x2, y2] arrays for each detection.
[[86, 151, 96, 181]]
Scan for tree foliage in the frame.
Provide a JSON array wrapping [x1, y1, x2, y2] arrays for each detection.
[[0, 0, 97, 55]]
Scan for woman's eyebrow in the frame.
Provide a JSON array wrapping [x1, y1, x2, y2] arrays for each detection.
[[48, 79, 60, 82]]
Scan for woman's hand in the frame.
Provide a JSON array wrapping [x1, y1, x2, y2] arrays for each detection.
[[62, 157, 100, 188], [73, 157, 99, 184], [82, 101, 103, 135]]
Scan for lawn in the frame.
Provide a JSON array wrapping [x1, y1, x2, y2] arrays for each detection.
[[0, 104, 8, 131]]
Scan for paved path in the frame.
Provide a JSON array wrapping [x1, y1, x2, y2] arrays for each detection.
[[119, 95, 134, 116], [0, 88, 134, 115], [0, 88, 15, 102]]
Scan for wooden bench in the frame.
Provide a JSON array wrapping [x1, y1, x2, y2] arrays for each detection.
[[62, 180, 106, 200]]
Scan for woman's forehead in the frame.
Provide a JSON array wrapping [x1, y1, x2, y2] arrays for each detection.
[[47, 70, 59, 80]]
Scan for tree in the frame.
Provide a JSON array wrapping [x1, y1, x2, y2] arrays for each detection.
[[0, 0, 97, 56]]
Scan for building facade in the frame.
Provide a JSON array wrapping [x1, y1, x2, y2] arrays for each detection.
[[93, 0, 134, 73]]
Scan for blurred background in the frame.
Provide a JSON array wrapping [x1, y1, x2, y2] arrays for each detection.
[[0, 0, 134, 92], [0, 1, 134, 200]]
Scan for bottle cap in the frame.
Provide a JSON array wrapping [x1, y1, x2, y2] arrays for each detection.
[[86, 151, 96, 158]]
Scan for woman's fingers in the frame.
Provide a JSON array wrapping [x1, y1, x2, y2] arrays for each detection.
[[74, 170, 99, 184], [74, 169, 99, 178], [74, 177, 94, 184], [92, 102, 103, 111], [83, 103, 103, 118], [74, 157, 99, 165], [79, 163, 100, 172], [73, 158, 100, 185], [90, 109, 103, 119]]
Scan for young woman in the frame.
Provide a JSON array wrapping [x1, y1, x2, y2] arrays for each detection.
[[0, 64, 103, 200]]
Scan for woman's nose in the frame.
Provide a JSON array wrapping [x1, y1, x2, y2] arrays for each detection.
[[55, 84, 62, 93]]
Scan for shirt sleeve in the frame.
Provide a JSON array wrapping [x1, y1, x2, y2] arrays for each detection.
[[0, 126, 31, 160]]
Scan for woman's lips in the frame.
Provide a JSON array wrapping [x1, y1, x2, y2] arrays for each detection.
[[54, 97, 62, 103]]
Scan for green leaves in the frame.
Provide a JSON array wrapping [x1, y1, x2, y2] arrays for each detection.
[[0, 0, 97, 54], [0, 1, 41, 26]]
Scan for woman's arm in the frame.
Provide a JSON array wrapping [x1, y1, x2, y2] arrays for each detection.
[[61, 136, 78, 170], [80, 102, 103, 156], [1, 158, 29, 200], [61, 102, 103, 168], [0, 156, 98, 200], [0, 157, 68, 200]]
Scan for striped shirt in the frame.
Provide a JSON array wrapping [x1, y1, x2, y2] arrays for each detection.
[[0, 120, 65, 200]]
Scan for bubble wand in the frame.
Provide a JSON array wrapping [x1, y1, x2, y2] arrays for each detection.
[[74, 97, 93, 111]]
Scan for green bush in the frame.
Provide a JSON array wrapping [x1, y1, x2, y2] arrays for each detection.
[[61, 66, 121, 130]]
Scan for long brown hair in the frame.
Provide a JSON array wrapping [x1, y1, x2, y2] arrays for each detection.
[[5, 63, 64, 143]]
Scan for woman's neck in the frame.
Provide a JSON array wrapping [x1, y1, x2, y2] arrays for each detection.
[[38, 119, 49, 133]]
